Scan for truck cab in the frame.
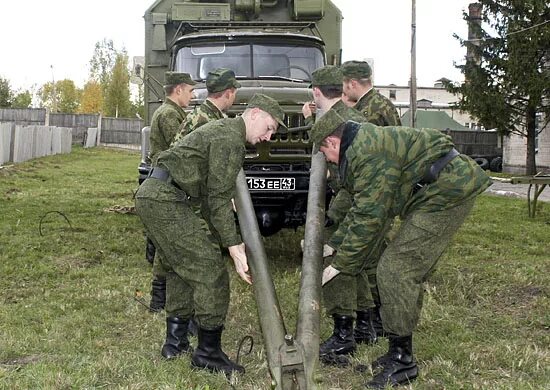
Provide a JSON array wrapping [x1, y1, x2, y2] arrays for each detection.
[[140, 0, 342, 235]]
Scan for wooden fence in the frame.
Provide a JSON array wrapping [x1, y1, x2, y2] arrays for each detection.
[[0, 108, 143, 146]]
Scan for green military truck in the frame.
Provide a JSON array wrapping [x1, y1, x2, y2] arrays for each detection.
[[138, 0, 342, 235]]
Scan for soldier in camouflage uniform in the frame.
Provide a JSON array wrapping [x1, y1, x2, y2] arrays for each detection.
[[172, 68, 241, 144], [147, 72, 196, 313], [300, 66, 379, 358], [135, 94, 286, 375], [341, 60, 401, 127], [310, 110, 491, 388], [341, 60, 403, 339]]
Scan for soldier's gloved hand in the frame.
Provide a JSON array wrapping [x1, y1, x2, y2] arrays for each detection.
[[300, 239, 335, 258], [323, 245, 335, 257], [228, 243, 252, 285], [322, 265, 340, 286]]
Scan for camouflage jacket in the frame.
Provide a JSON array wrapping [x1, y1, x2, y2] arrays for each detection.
[[156, 117, 246, 247], [355, 88, 401, 126], [149, 98, 187, 163], [172, 99, 226, 145], [328, 123, 492, 275]]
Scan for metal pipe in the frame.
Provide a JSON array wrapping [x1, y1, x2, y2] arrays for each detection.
[[234, 168, 287, 387], [295, 149, 327, 388]]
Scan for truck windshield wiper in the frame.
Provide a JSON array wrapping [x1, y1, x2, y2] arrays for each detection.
[[257, 75, 308, 83]]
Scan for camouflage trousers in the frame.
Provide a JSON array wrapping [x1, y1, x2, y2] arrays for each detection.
[[135, 179, 229, 329], [378, 199, 475, 335], [322, 220, 390, 316]]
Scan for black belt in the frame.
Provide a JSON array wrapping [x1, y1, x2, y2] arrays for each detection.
[[148, 167, 183, 191], [413, 148, 460, 193]]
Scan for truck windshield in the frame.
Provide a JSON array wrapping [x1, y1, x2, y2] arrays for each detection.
[[174, 42, 324, 81]]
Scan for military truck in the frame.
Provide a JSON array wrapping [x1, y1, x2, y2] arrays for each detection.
[[138, 0, 342, 235]]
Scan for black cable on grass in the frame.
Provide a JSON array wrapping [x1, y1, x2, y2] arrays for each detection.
[[39, 211, 73, 236], [133, 295, 150, 310], [235, 335, 254, 366]]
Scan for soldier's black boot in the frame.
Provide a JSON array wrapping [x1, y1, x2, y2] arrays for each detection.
[[191, 326, 245, 375], [366, 334, 418, 389], [354, 309, 378, 345], [161, 316, 193, 359], [145, 237, 156, 265], [319, 314, 356, 356], [149, 275, 166, 313], [372, 306, 385, 337]]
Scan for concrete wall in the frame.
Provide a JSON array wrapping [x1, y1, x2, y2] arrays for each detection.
[[0, 124, 72, 165], [503, 124, 550, 174]]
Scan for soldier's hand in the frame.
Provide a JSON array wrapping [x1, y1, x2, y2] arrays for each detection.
[[301, 101, 315, 118], [228, 243, 252, 285], [321, 265, 340, 286]]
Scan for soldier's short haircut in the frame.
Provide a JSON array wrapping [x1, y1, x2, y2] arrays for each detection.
[[321, 122, 346, 145], [164, 84, 177, 95], [208, 87, 235, 99], [344, 77, 371, 87], [318, 85, 343, 99]]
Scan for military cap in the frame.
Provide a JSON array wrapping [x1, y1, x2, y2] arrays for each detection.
[[247, 93, 287, 131], [341, 60, 372, 79], [164, 71, 197, 86], [310, 109, 346, 146], [310, 65, 343, 87], [206, 68, 241, 93]]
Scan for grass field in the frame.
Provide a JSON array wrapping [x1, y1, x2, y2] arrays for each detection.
[[0, 146, 548, 389]]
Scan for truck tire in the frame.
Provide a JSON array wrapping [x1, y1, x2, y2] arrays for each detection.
[[474, 157, 489, 170], [489, 157, 503, 172]]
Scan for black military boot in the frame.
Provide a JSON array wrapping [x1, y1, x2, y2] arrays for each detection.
[[191, 326, 245, 375], [366, 334, 418, 389], [372, 306, 385, 337], [149, 275, 166, 313], [319, 314, 356, 356], [145, 237, 156, 265], [161, 316, 193, 359], [354, 309, 378, 345]]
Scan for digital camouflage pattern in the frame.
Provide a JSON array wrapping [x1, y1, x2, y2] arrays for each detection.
[[149, 99, 188, 163], [354, 88, 402, 127], [172, 99, 226, 144], [135, 116, 248, 327], [157, 117, 246, 248], [164, 71, 196, 86]]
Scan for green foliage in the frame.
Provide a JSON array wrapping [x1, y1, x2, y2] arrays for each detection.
[[0, 148, 548, 388], [11, 90, 32, 109], [89, 38, 117, 95], [38, 79, 81, 113], [445, 0, 550, 174], [104, 53, 133, 118], [0, 76, 14, 107]]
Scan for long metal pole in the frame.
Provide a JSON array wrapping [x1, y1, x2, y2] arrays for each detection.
[[234, 169, 287, 388], [295, 149, 327, 389], [410, 0, 417, 128]]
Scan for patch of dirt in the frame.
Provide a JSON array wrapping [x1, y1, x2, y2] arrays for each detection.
[[0, 354, 41, 367], [492, 285, 546, 314]]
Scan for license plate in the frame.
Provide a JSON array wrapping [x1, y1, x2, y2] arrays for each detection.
[[246, 177, 295, 191]]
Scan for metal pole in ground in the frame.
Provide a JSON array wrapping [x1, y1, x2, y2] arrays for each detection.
[[294, 149, 327, 389]]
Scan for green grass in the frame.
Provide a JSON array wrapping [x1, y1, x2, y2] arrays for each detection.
[[0, 147, 549, 389]]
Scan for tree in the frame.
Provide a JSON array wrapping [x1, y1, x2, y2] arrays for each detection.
[[39, 79, 81, 113], [89, 38, 117, 95], [12, 90, 32, 108], [79, 80, 104, 114], [0, 76, 13, 107], [104, 53, 132, 117], [445, 0, 550, 175]]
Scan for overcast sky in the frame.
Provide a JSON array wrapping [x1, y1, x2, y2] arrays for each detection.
[[0, 0, 473, 92]]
